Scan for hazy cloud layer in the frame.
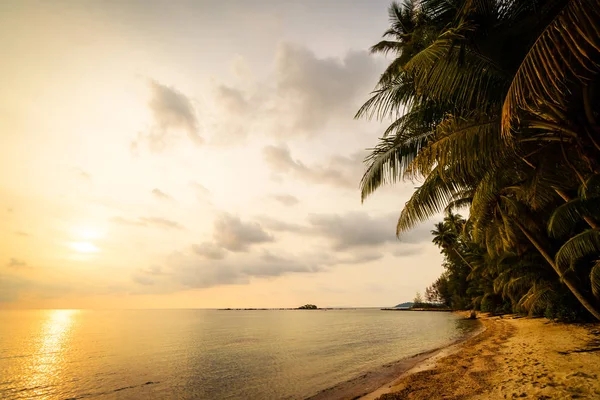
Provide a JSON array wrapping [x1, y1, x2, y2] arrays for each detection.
[[111, 216, 184, 230], [271, 194, 299, 206], [7, 258, 27, 269], [214, 85, 249, 115], [132, 80, 202, 153], [152, 188, 172, 201], [131, 249, 325, 293], [307, 212, 396, 250], [263, 145, 364, 189], [257, 216, 308, 233], [192, 242, 228, 260], [206, 43, 382, 142], [189, 182, 210, 197], [0, 274, 27, 302], [259, 211, 432, 252], [213, 213, 273, 252], [273, 43, 380, 134]]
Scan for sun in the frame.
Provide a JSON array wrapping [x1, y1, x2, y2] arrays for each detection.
[[70, 241, 100, 253]]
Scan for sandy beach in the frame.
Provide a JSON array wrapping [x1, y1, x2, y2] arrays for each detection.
[[359, 314, 600, 400]]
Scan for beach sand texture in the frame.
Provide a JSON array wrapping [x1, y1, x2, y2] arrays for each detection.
[[366, 315, 600, 400]]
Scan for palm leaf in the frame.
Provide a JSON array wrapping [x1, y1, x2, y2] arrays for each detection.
[[501, 0, 600, 138], [396, 166, 463, 235], [548, 198, 600, 238], [555, 229, 600, 273], [405, 113, 505, 181], [402, 22, 510, 112], [591, 260, 600, 299]]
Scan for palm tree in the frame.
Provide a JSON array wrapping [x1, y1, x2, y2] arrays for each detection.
[[358, 0, 600, 320]]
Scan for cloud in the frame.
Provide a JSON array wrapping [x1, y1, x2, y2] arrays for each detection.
[[111, 216, 147, 227], [0, 274, 78, 303], [392, 245, 423, 258], [307, 212, 397, 250], [271, 194, 299, 206], [132, 80, 202, 152], [273, 43, 380, 134], [189, 182, 211, 203], [241, 250, 322, 277], [152, 188, 172, 201], [132, 273, 155, 286], [132, 249, 324, 292], [111, 216, 184, 230], [257, 216, 308, 233], [0, 274, 27, 302], [140, 217, 184, 230], [7, 258, 27, 269], [214, 85, 249, 114], [337, 251, 384, 265], [205, 43, 381, 143], [263, 145, 365, 189], [14, 231, 29, 237], [257, 212, 432, 251], [213, 213, 273, 252], [192, 242, 227, 260]]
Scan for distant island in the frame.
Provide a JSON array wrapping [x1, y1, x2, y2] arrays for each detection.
[[298, 304, 317, 309], [382, 298, 452, 312], [218, 304, 342, 311]]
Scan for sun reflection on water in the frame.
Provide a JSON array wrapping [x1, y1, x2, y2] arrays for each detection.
[[27, 309, 79, 398]]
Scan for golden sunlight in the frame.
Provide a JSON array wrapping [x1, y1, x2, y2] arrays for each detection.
[[26, 310, 79, 396], [70, 241, 100, 253]]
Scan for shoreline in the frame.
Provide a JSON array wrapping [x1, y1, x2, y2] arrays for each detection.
[[310, 313, 600, 400], [306, 314, 483, 400], [364, 314, 600, 399]]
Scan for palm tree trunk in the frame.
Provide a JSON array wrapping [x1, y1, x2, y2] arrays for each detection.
[[513, 220, 600, 321], [453, 248, 474, 270]]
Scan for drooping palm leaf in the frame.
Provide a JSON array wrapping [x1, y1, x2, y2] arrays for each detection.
[[404, 113, 505, 181], [501, 0, 600, 138], [396, 166, 463, 235], [555, 229, 600, 273], [548, 198, 600, 238]]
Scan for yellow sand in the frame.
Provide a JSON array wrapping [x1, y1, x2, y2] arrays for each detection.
[[363, 315, 600, 399]]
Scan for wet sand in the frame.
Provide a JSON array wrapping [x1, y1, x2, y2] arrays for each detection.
[[364, 315, 600, 399], [307, 319, 483, 400]]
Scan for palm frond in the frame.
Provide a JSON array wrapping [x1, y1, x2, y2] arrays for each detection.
[[548, 198, 600, 238], [501, 0, 600, 138], [580, 174, 600, 200], [591, 260, 600, 299], [396, 166, 463, 235], [360, 127, 433, 201], [405, 113, 505, 181], [555, 229, 600, 273], [402, 22, 510, 111]]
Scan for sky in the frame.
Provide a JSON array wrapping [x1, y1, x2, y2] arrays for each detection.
[[0, 0, 444, 309]]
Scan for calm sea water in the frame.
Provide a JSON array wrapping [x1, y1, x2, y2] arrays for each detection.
[[0, 309, 475, 399]]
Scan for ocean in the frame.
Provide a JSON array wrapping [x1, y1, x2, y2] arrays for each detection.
[[0, 309, 476, 399]]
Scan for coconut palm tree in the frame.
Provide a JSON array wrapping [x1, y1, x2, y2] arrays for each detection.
[[358, 0, 600, 320]]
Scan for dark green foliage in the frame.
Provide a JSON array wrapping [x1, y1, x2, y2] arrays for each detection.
[[358, 0, 600, 321], [543, 289, 594, 323], [298, 304, 317, 310]]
